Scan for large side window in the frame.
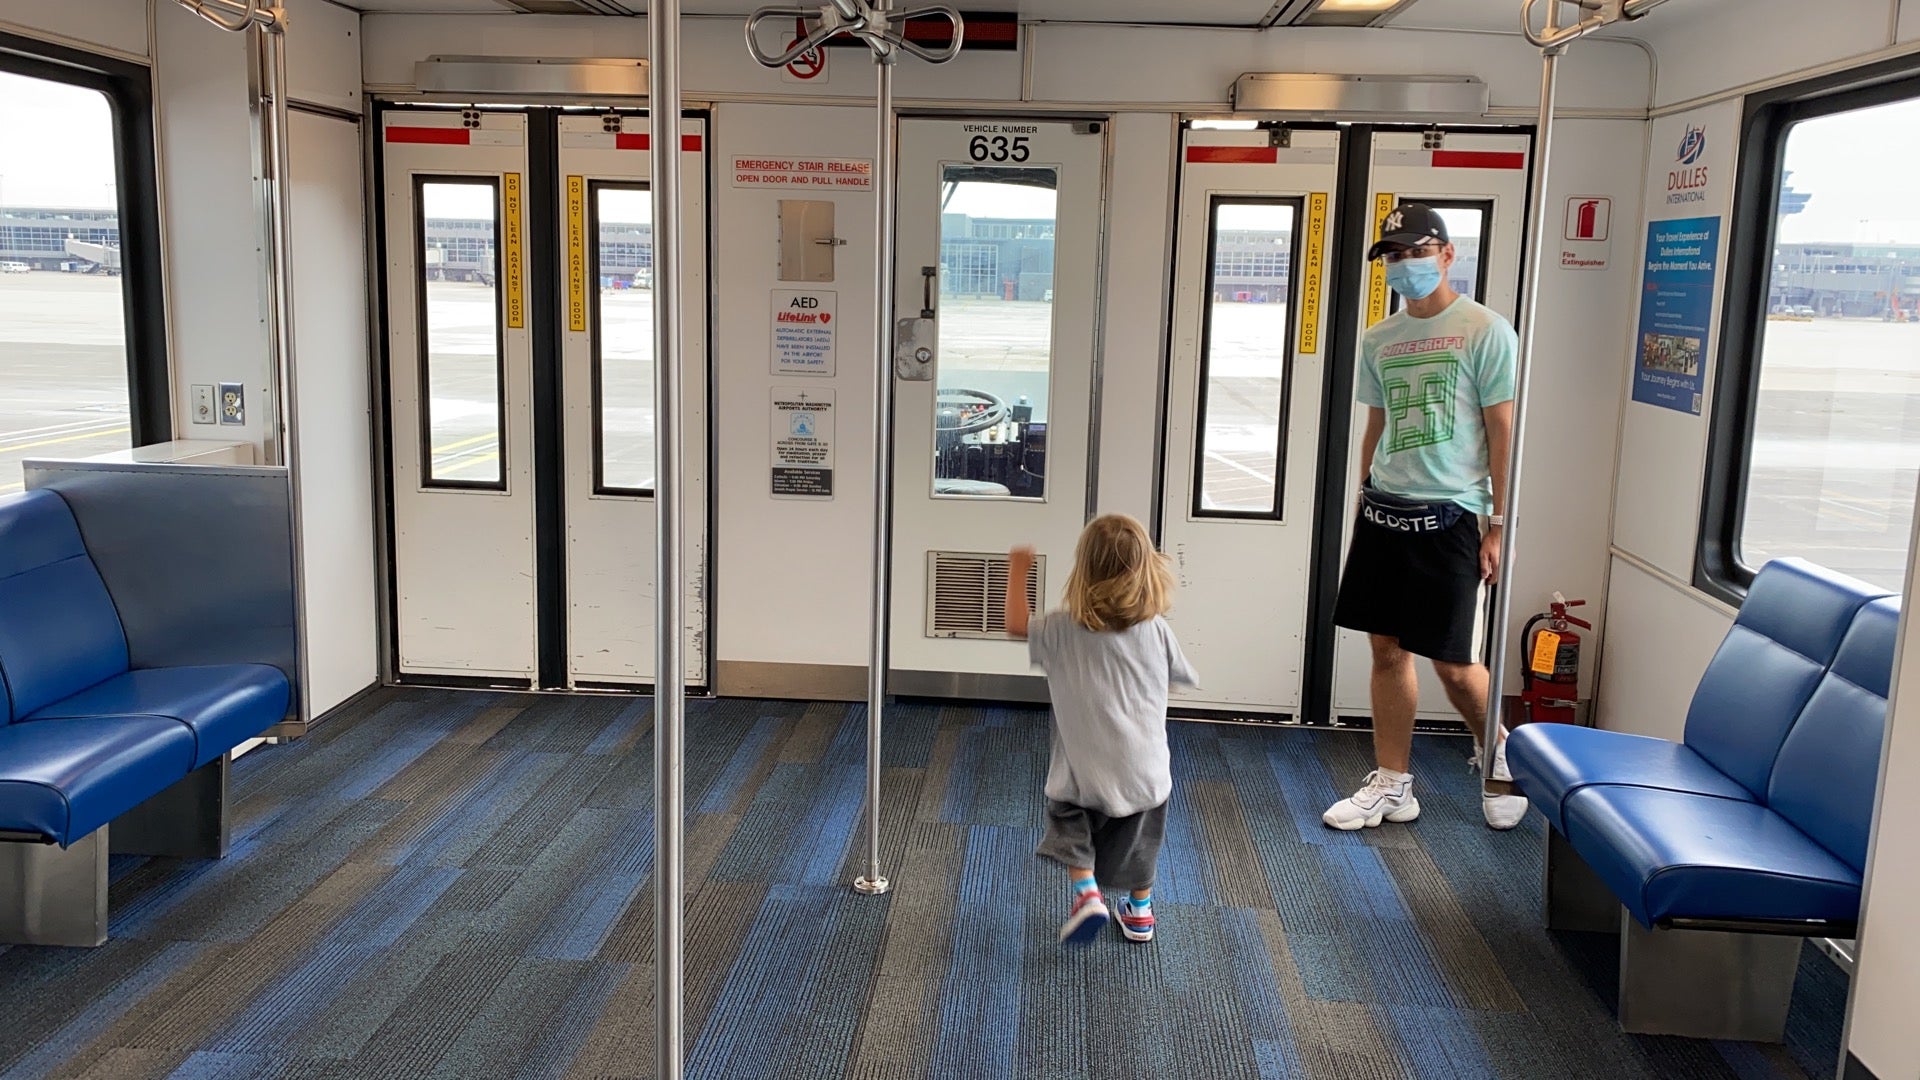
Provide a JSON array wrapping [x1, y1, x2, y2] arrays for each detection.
[[1704, 68, 1920, 597], [0, 34, 167, 494]]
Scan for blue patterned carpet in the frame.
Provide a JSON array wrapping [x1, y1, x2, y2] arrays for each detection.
[[0, 689, 1846, 1078]]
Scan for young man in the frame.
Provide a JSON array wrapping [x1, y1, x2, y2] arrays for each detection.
[[1323, 202, 1529, 832]]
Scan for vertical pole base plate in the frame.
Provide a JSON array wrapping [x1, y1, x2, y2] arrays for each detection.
[[853, 875, 892, 896]]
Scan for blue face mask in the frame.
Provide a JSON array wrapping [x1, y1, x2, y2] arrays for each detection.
[[1385, 255, 1443, 301]]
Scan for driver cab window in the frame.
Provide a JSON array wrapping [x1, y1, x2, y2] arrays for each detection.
[[934, 166, 1057, 499]]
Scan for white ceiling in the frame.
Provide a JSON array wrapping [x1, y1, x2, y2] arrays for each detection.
[[325, 0, 1538, 33]]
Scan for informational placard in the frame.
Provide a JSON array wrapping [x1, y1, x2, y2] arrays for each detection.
[[1560, 195, 1613, 271], [566, 175, 588, 332], [771, 290, 836, 375], [503, 173, 525, 329], [733, 156, 873, 190], [1633, 215, 1721, 415], [771, 388, 835, 498]]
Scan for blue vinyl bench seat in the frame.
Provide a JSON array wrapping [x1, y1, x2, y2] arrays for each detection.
[[0, 716, 198, 844], [1562, 786, 1863, 928], [27, 664, 290, 771], [1506, 559, 1897, 1041], [0, 487, 293, 946]]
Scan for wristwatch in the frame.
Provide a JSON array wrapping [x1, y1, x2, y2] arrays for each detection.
[[1488, 514, 1505, 526]]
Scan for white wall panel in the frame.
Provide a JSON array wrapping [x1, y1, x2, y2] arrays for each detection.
[[712, 103, 877, 668], [1848, 487, 1920, 1076], [0, 0, 148, 59], [361, 15, 1647, 112], [154, 1, 274, 452], [288, 110, 377, 717], [1593, 556, 1731, 739], [1093, 112, 1176, 526], [287, 0, 363, 114], [1608, 101, 1739, 578], [1644, 0, 1894, 108], [1901, 0, 1920, 42], [1501, 118, 1645, 699]]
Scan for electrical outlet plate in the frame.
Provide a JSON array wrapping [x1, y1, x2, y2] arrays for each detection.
[[191, 384, 215, 425], [218, 383, 245, 426]]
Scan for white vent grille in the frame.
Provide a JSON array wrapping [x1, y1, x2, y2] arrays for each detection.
[[926, 550, 1043, 639]]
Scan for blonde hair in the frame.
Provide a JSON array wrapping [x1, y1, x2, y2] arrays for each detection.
[[1064, 514, 1175, 632]]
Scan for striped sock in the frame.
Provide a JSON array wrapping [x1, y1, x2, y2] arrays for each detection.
[[1072, 876, 1098, 899], [1130, 892, 1151, 910]]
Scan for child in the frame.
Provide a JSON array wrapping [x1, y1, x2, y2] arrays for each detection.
[[1005, 514, 1198, 945]]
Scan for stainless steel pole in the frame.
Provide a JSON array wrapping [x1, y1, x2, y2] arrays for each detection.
[[853, 5, 896, 898], [1482, 3, 1563, 784], [649, 0, 688, 1074], [262, 17, 311, 728]]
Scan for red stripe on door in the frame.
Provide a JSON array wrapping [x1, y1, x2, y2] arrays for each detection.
[[385, 126, 470, 145], [1185, 146, 1277, 164], [613, 133, 706, 151], [1431, 150, 1525, 170]]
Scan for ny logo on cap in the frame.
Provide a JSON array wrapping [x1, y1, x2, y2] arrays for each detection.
[[1384, 210, 1404, 232]]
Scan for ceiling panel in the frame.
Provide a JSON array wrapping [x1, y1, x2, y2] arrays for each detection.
[[1385, 0, 1522, 32]]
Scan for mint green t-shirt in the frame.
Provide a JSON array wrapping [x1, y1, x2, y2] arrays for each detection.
[[1355, 296, 1516, 516]]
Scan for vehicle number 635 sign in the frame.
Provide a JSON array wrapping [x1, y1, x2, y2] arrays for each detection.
[[968, 134, 1030, 162]]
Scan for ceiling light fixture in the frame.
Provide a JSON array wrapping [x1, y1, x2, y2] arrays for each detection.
[[1267, 0, 1422, 28]]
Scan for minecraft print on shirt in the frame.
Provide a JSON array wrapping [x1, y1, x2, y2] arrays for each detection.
[[1380, 345, 1463, 453]]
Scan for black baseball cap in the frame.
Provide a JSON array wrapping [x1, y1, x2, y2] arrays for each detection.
[[1366, 202, 1451, 260]]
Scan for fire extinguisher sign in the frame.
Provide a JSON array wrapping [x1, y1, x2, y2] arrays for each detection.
[[1560, 195, 1612, 271]]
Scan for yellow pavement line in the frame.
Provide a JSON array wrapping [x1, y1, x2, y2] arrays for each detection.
[[429, 432, 498, 455], [0, 481, 22, 494], [0, 425, 131, 453]]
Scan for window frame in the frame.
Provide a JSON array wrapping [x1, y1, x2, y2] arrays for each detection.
[[1191, 194, 1306, 521], [588, 178, 654, 497], [413, 174, 508, 491], [1698, 55, 1920, 603], [0, 32, 170, 449]]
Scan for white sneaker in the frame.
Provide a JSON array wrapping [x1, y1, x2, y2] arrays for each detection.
[[1481, 740, 1529, 831], [1323, 769, 1421, 831]]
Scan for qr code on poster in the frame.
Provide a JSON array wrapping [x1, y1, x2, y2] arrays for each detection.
[[1692, 393, 1702, 413]]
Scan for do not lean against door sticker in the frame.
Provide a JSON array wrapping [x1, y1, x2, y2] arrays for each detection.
[[771, 387, 835, 498]]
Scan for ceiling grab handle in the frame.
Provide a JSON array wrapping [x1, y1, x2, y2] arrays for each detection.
[[877, 4, 966, 64], [178, 0, 269, 32], [1520, 0, 1608, 49], [744, 4, 854, 68]]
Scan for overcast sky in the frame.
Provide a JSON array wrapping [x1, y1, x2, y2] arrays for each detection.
[[0, 73, 117, 208], [1774, 96, 1920, 245]]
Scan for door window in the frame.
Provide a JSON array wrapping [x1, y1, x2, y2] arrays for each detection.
[[1195, 198, 1302, 516], [934, 166, 1057, 500], [417, 178, 504, 488], [592, 183, 654, 494]]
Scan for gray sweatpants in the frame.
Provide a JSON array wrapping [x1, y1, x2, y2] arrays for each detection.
[[1034, 798, 1167, 891]]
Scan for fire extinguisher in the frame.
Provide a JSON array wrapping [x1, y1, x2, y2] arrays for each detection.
[[1519, 592, 1591, 725]]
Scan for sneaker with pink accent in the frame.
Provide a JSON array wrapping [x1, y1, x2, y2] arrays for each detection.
[[1116, 898, 1154, 942], [1059, 891, 1109, 945]]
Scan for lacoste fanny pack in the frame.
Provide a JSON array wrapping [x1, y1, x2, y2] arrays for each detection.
[[1359, 483, 1467, 535]]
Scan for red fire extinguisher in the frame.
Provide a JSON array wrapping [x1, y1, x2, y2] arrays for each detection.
[[1519, 592, 1590, 725]]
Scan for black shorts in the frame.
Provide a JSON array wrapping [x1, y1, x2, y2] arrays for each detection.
[[1331, 502, 1487, 664]]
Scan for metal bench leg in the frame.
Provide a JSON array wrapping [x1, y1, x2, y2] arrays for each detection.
[[111, 757, 230, 860], [0, 831, 108, 947], [1618, 913, 1802, 1041], [1545, 827, 1619, 933]]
